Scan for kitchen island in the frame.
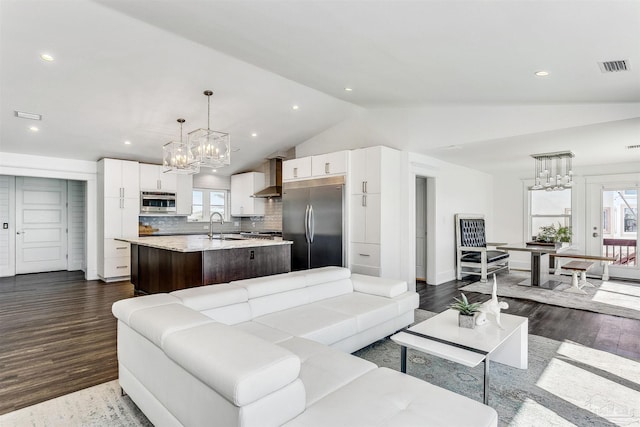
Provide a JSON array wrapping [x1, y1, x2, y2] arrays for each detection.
[[118, 235, 292, 294]]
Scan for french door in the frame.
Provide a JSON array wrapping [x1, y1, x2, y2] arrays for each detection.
[[587, 182, 638, 280]]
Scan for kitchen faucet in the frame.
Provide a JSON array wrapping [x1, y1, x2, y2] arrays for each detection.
[[208, 212, 225, 240]]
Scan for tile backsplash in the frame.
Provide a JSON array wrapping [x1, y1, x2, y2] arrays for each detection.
[[240, 198, 283, 232], [140, 198, 282, 235]]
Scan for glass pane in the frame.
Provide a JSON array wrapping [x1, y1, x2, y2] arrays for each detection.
[[531, 217, 570, 240], [192, 191, 203, 205], [210, 191, 225, 205], [602, 189, 637, 267], [190, 205, 203, 222], [531, 190, 571, 215], [211, 206, 225, 215]]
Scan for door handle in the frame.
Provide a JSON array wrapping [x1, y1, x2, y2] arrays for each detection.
[[362, 195, 367, 207], [293, 167, 298, 178], [304, 205, 310, 243], [325, 162, 330, 174], [593, 232, 599, 237], [308, 205, 315, 243]]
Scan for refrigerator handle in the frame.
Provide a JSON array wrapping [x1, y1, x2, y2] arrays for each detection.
[[309, 205, 315, 243], [304, 204, 310, 243]]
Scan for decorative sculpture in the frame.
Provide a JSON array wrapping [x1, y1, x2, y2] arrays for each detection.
[[475, 274, 509, 328]]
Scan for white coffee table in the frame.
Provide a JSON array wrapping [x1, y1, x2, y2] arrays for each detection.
[[391, 309, 528, 405]]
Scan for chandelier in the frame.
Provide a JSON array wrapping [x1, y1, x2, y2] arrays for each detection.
[[188, 90, 231, 169], [163, 118, 200, 174], [530, 151, 574, 191]]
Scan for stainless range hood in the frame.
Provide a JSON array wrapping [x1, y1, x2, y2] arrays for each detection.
[[253, 158, 282, 198]]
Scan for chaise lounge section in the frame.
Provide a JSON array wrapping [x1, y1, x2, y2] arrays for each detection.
[[112, 267, 498, 426]]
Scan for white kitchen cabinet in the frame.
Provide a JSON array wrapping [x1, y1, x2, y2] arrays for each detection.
[[98, 158, 140, 282], [349, 193, 381, 244], [231, 172, 265, 216], [283, 157, 312, 181], [176, 174, 193, 215], [139, 163, 177, 192], [348, 146, 401, 279], [103, 158, 140, 198], [311, 151, 348, 177]]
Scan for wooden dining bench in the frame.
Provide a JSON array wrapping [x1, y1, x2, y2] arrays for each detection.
[[552, 253, 617, 281]]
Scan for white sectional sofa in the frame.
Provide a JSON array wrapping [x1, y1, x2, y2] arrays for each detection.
[[112, 267, 498, 427]]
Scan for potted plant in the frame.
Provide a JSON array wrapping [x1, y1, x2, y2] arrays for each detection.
[[531, 223, 572, 247], [450, 293, 482, 329]]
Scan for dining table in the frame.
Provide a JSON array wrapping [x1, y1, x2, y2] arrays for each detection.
[[496, 242, 568, 289]]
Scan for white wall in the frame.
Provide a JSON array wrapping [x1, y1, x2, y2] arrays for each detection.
[[0, 153, 98, 280]]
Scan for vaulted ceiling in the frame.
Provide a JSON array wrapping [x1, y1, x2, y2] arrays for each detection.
[[2, 0, 639, 175]]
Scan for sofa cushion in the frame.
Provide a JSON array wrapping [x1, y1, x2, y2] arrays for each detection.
[[283, 368, 498, 427], [254, 305, 358, 345], [201, 303, 252, 325], [163, 322, 300, 407], [351, 274, 407, 298], [230, 271, 307, 299], [305, 278, 353, 303], [303, 266, 351, 286], [112, 293, 181, 325], [170, 283, 247, 311], [249, 288, 310, 318], [393, 291, 421, 314], [128, 303, 214, 347], [233, 321, 293, 344], [313, 293, 399, 332], [278, 337, 376, 406]]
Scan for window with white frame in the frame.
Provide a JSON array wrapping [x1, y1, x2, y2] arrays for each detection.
[[529, 190, 572, 242], [188, 189, 229, 222]]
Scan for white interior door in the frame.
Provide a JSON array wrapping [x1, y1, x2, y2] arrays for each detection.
[[16, 177, 68, 274], [587, 183, 638, 280], [415, 177, 426, 280]]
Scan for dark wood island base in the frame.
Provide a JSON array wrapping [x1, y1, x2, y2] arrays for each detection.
[[131, 243, 291, 294]]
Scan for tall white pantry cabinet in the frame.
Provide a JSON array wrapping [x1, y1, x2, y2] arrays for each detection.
[[97, 158, 139, 281], [349, 146, 402, 279]]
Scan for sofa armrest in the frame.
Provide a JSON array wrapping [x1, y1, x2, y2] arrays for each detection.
[[350, 274, 408, 298]]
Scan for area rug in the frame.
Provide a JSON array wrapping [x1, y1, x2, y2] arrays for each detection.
[[460, 271, 640, 320], [1, 309, 638, 427], [355, 310, 640, 427]]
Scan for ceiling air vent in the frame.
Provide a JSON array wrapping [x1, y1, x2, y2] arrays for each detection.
[[598, 59, 630, 73], [626, 144, 640, 150]]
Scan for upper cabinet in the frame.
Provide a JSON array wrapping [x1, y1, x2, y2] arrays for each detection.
[[311, 151, 348, 177], [103, 158, 140, 199], [283, 157, 312, 181], [139, 163, 177, 192], [283, 151, 348, 182], [231, 172, 265, 217]]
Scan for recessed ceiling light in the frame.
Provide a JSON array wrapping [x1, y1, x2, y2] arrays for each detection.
[[344, 87, 353, 92], [29, 126, 39, 132], [14, 110, 42, 120], [212, 169, 217, 173], [124, 140, 131, 145], [535, 71, 549, 77], [40, 53, 54, 62], [292, 105, 299, 110], [251, 132, 258, 137]]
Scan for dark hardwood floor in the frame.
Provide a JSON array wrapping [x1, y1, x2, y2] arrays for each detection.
[[0, 271, 638, 416], [0, 271, 134, 415], [418, 277, 640, 361]]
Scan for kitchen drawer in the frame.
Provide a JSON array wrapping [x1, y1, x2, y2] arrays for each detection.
[[351, 243, 380, 267], [104, 239, 130, 258], [350, 264, 380, 277], [104, 256, 130, 277]]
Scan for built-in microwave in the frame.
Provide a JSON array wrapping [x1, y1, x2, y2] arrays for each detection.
[[140, 191, 177, 213]]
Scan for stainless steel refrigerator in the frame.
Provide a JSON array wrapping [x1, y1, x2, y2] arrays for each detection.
[[282, 176, 345, 271]]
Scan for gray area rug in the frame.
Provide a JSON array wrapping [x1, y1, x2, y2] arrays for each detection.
[[1, 309, 638, 426], [461, 271, 640, 320]]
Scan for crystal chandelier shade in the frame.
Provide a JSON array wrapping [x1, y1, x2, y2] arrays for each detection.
[[188, 90, 231, 169], [163, 118, 200, 175], [530, 151, 574, 191]]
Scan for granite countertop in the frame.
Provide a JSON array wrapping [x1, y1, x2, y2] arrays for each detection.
[[117, 234, 292, 253]]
